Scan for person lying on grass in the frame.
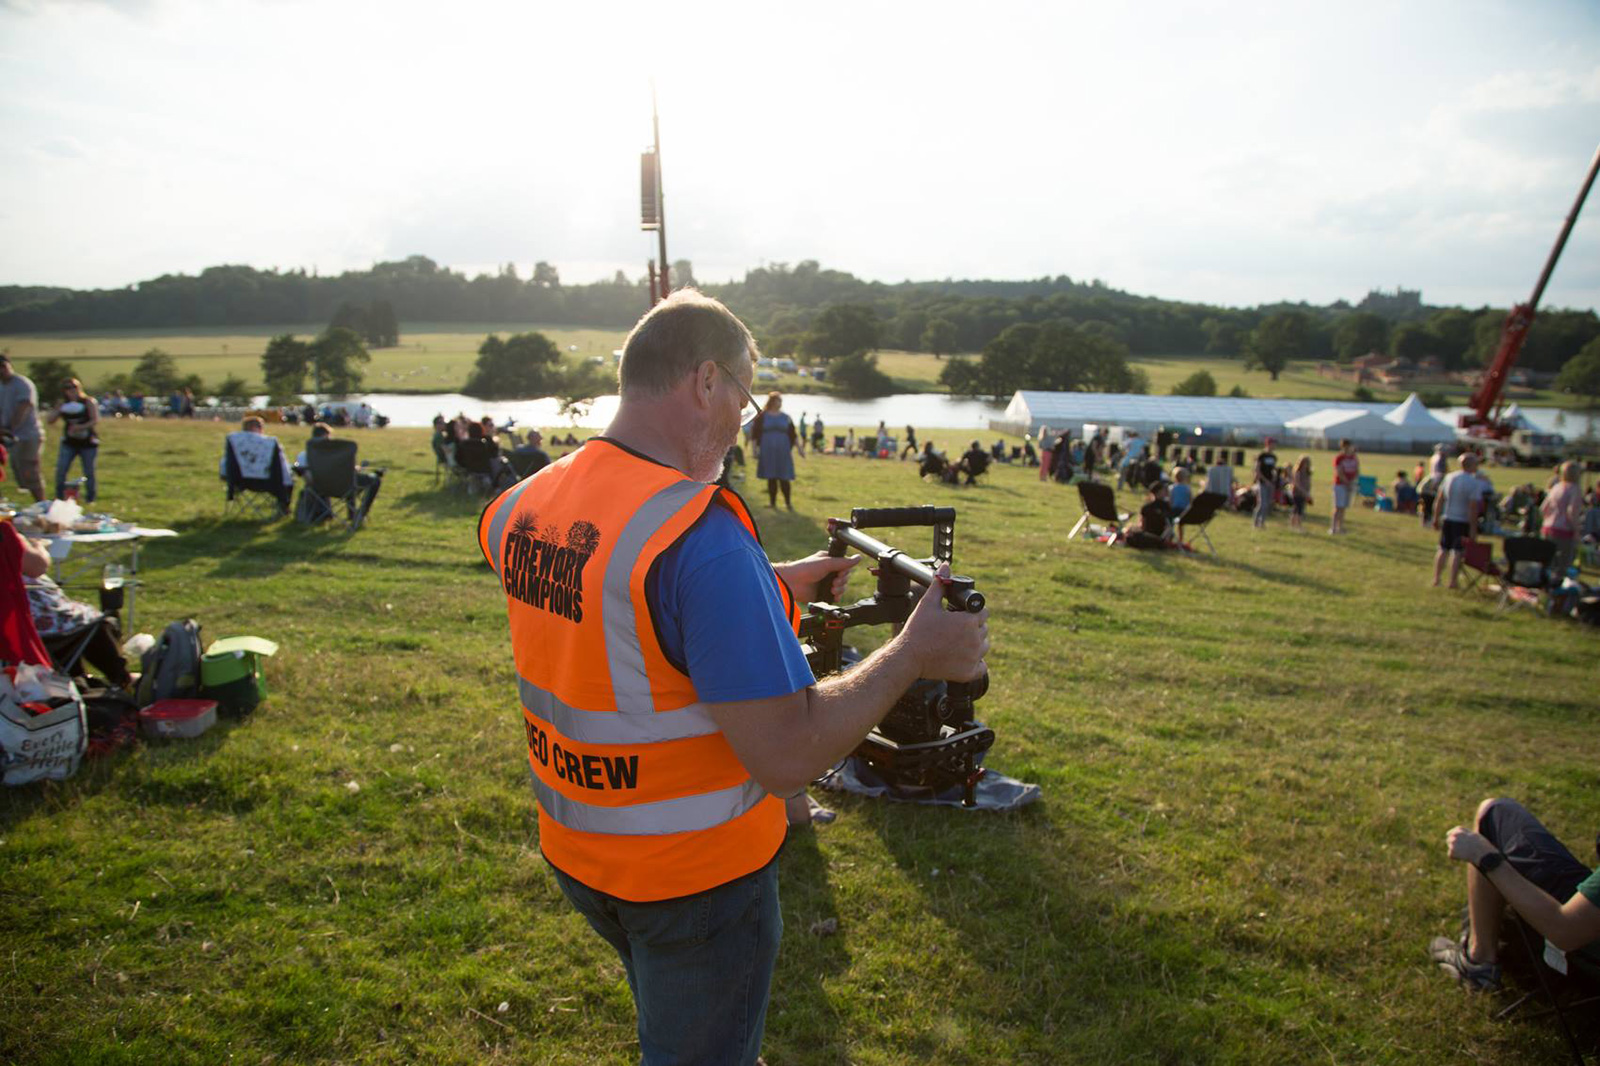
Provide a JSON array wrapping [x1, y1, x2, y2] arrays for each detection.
[[1430, 797, 1600, 992]]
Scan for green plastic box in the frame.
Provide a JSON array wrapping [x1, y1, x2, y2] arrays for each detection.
[[200, 636, 279, 715]]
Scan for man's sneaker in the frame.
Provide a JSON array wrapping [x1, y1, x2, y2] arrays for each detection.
[[1429, 935, 1502, 991]]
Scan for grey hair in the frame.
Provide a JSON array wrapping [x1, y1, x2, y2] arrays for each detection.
[[618, 289, 758, 397]]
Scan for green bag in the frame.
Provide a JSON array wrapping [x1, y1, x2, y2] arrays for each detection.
[[200, 636, 279, 715]]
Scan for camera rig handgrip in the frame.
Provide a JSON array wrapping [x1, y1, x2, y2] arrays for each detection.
[[825, 521, 985, 614]]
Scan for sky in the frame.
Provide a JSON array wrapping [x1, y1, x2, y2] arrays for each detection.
[[1, 0, 1597, 312]]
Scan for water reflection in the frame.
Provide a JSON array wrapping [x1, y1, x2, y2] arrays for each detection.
[[325, 392, 1010, 430]]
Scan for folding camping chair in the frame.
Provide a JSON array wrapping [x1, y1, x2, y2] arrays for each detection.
[[1499, 536, 1558, 611], [1458, 539, 1501, 594], [221, 432, 292, 520], [832, 435, 848, 455], [1357, 474, 1378, 502], [1176, 491, 1227, 555], [1496, 910, 1600, 1066], [1068, 481, 1130, 541], [299, 438, 381, 531]]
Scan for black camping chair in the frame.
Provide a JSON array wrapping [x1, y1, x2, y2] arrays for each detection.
[[505, 449, 550, 480], [959, 450, 990, 485], [1494, 909, 1600, 1066], [221, 432, 291, 520], [1069, 481, 1130, 541], [918, 451, 950, 481], [299, 438, 381, 531], [1176, 491, 1227, 555], [1499, 536, 1557, 611]]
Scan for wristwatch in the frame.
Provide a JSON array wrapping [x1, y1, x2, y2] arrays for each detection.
[[1476, 850, 1506, 875]]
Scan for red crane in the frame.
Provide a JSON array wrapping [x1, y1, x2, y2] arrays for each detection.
[[1460, 143, 1600, 439]]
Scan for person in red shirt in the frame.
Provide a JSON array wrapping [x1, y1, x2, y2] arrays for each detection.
[[1330, 438, 1360, 535]]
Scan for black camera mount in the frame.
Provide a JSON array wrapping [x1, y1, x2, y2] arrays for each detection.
[[798, 506, 993, 806]]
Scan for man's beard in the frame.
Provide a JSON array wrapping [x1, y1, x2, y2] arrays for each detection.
[[688, 411, 738, 483]]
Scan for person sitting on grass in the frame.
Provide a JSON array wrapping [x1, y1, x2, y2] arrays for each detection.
[[1428, 797, 1600, 992], [918, 441, 948, 481], [1123, 482, 1174, 551]]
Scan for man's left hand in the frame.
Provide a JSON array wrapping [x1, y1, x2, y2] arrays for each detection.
[[1446, 826, 1493, 865], [774, 551, 859, 603]]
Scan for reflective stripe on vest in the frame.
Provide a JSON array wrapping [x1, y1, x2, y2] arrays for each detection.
[[483, 475, 538, 575], [519, 676, 719, 744], [530, 771, 767, 835], [601, 479, 708, 714]]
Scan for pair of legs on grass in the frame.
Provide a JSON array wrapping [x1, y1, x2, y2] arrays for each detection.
[[1430, 797, 1599, 991]]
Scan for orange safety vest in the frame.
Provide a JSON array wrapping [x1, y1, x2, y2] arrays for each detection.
[[478, 438, 802, 902]]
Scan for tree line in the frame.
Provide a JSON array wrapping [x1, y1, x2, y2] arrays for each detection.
[[2, 256, 1596, 402]]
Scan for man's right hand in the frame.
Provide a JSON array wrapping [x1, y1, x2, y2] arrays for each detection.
[[897, 563, 989, 682]]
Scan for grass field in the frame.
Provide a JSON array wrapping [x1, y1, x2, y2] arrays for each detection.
[[1, 420, 1595, 1064], [0, 325, 629, 394], [5, 327, 1581, 410]]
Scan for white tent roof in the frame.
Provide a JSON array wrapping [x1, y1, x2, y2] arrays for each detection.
[[1002, 391, 1376, 438], [1282, 407, 1408, 441], [1382, 393, 1456, 442]]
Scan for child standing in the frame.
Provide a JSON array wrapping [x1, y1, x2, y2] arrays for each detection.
[[1288, 455, 1312, 532]]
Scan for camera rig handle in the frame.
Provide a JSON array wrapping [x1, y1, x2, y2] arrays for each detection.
[[824, 514, 983, 615]]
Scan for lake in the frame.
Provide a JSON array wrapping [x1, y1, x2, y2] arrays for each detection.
[[340, 392, 1010, 432], [300, 391, 1599, 442]]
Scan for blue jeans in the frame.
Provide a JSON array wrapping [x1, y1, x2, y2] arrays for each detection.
[[551, 859, 782, 1066], [55, 444, 97, 503]]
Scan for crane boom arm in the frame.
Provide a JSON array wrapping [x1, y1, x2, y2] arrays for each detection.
[[1462, 143, 1600, 434]]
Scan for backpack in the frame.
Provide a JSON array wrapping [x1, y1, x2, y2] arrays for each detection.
[[136, 620, 204, 708]]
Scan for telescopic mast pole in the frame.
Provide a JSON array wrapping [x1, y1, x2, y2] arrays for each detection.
[[652, 88, 669, 304]]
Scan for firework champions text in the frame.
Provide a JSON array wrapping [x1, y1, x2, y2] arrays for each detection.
[[502, 515, 600, 623]]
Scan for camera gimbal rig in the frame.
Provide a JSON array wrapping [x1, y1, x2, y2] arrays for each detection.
[[798, 506, 993, 806]]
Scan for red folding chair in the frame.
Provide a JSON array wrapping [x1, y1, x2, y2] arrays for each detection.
[[1459, 539, 1501, 595], [1, 524, 52, 667]]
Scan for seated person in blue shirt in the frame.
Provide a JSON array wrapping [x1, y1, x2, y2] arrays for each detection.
[[1392, 470, 1419, 513], [1168, 466, 1193, 516]]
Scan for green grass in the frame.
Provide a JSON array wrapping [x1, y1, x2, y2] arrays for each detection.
[[1, 423, 1596, 1064], [0, 324, 629, 394]]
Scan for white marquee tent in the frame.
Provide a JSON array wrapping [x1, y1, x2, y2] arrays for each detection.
[[1282, 407, 1410, 449], [1382, 393, 1457, 445], [1000, 391, 1375, 441]]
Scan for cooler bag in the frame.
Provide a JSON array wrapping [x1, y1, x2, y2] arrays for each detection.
[[200, 636, 279, 715]]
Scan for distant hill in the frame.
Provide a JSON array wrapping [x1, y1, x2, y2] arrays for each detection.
[[0, 257, 1594, 375]]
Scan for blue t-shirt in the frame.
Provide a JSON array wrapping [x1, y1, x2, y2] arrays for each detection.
[[647, 499, 815, 703], [1169, 482, 1193, 515]]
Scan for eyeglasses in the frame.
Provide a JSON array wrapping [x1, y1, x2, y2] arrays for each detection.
[[715, 362, 762, 427]]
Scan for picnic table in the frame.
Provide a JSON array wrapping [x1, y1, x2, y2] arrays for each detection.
[[39, 526, 177, 631]]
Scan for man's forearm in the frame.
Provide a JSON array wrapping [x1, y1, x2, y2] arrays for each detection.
[[1481, 863, 1581, 949], [782, 635, 927, 793]]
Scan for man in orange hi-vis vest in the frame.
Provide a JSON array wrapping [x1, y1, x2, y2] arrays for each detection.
[[479, 290, 989, 1065]]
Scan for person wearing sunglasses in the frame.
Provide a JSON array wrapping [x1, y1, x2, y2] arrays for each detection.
[[477, 289, 990, 1066]]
